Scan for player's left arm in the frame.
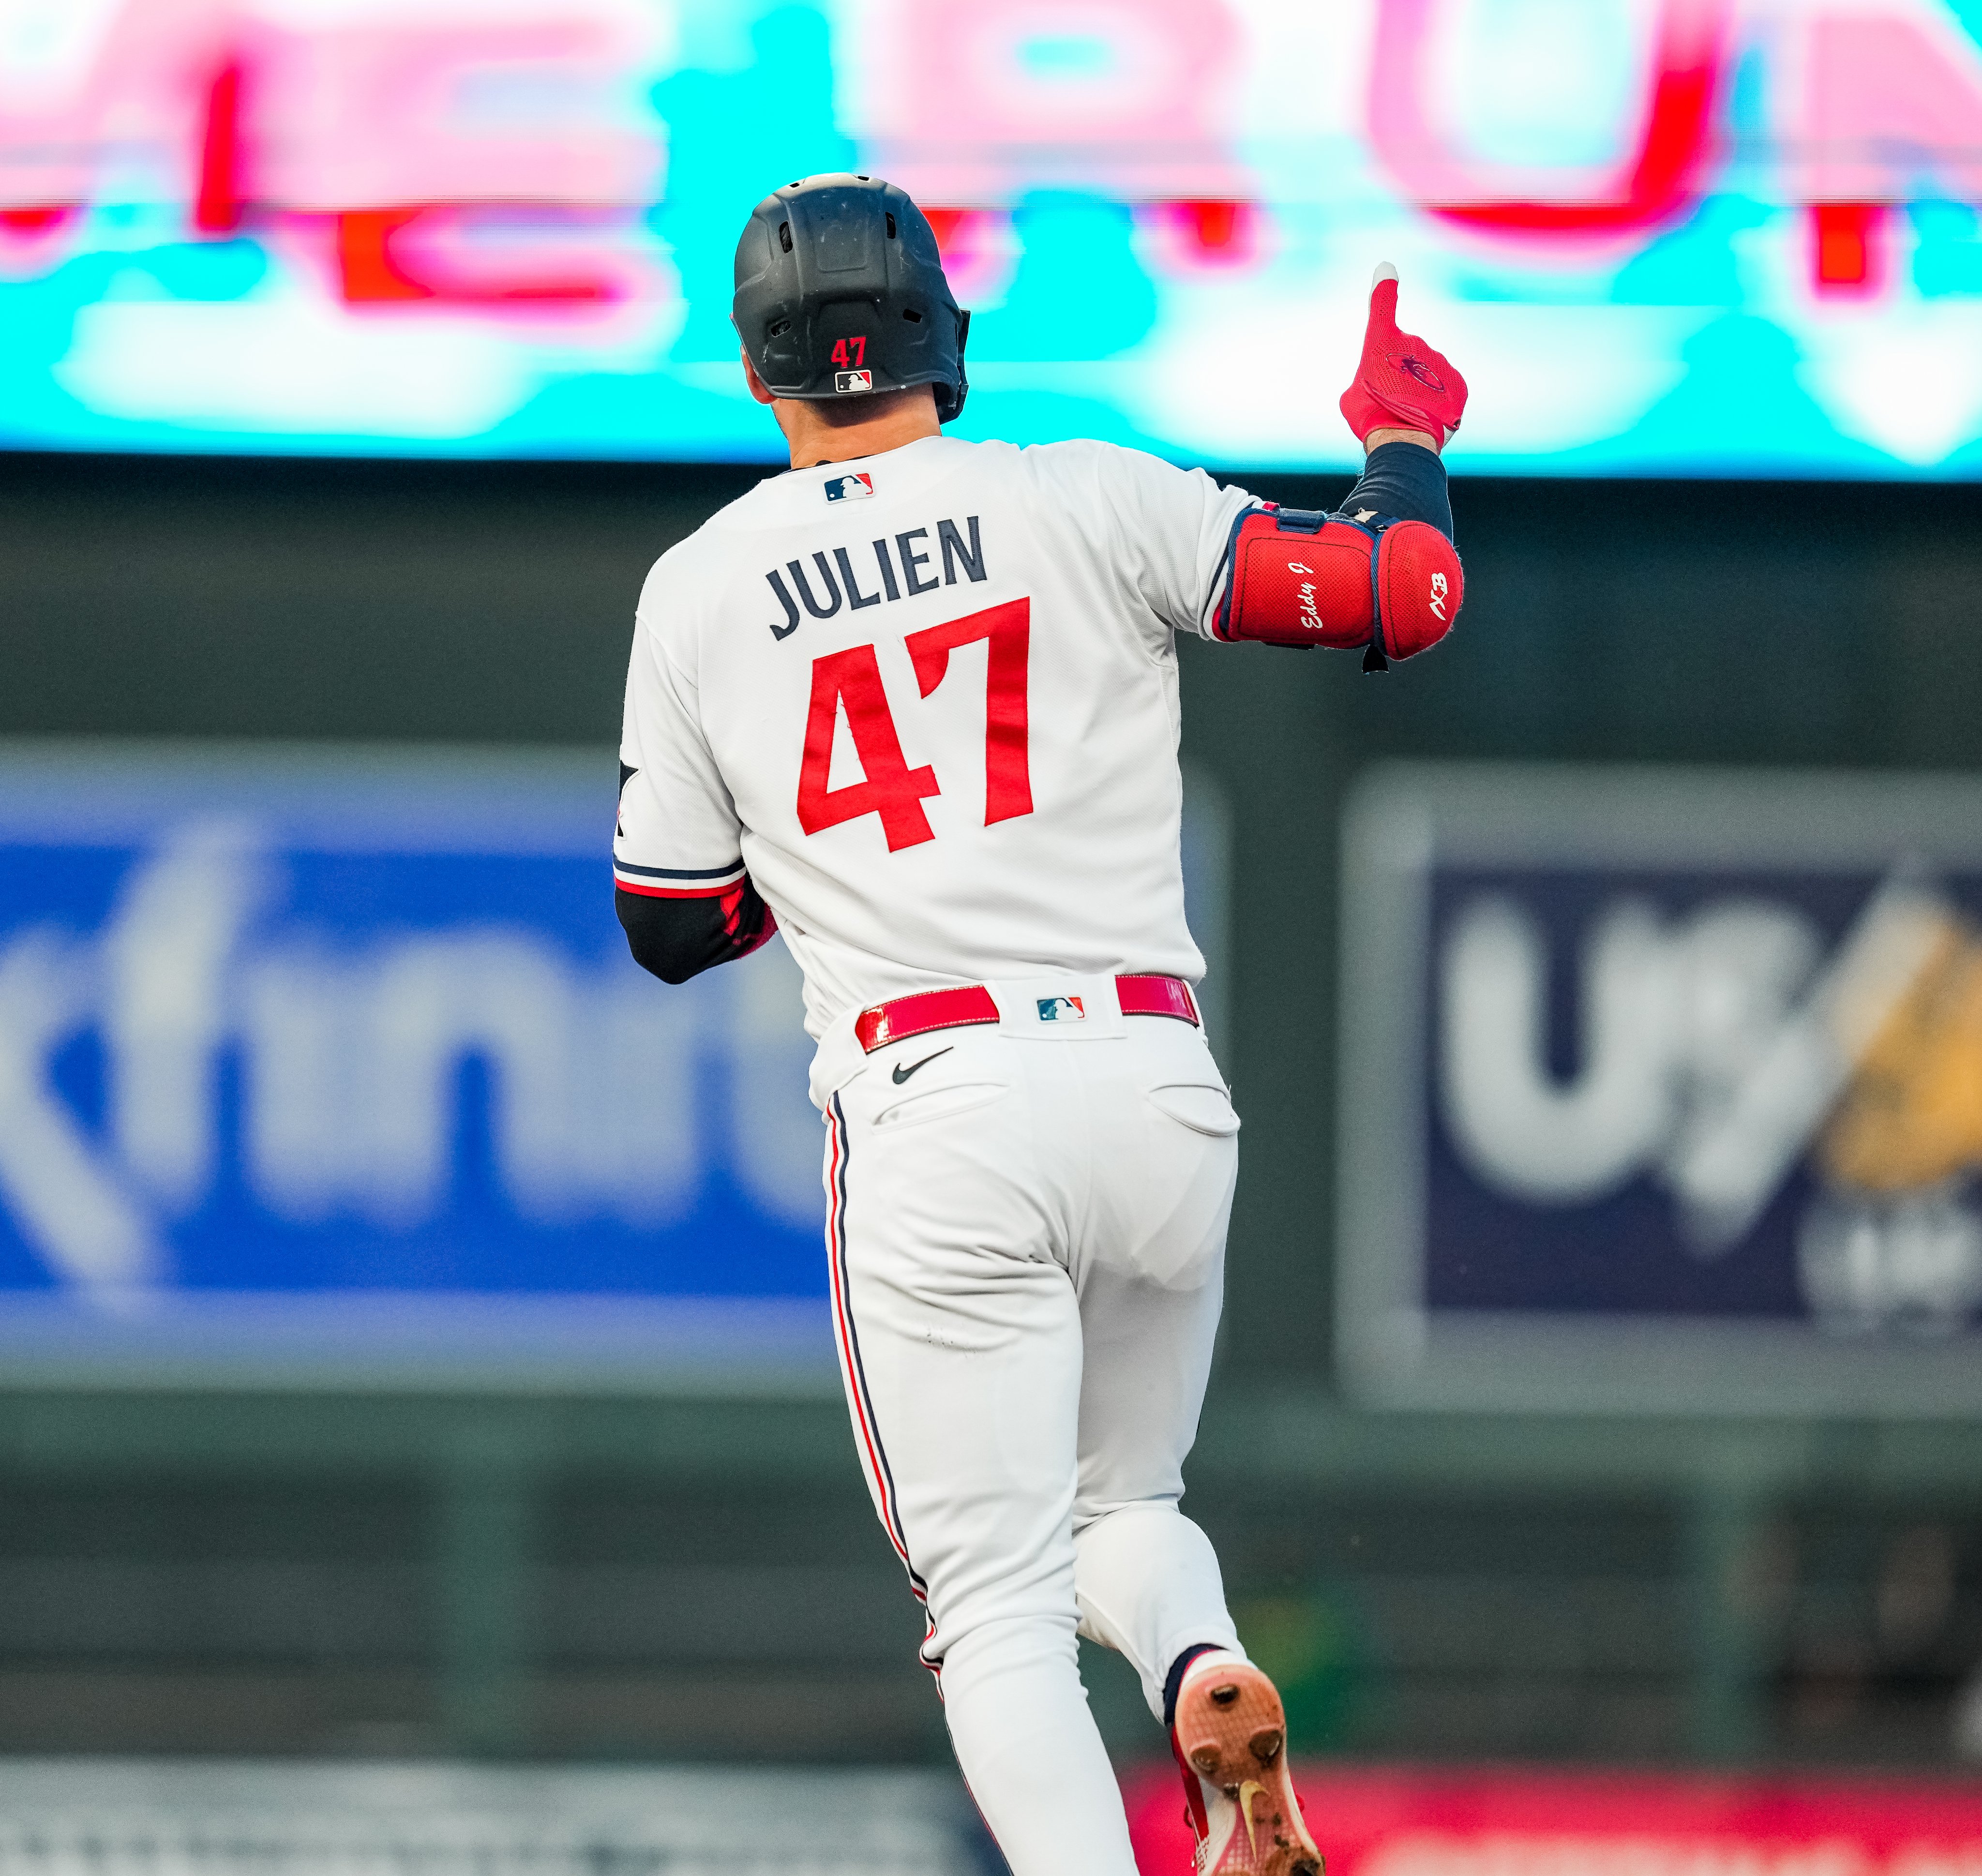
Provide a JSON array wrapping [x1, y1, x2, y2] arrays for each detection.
[[1208, 266, 1467, 666], [614, 601, 778, 986]]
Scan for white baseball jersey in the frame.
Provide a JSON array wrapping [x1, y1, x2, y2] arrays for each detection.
[[614, 433, 1256, 1044]]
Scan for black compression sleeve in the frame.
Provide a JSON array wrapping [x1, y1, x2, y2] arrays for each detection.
[[1340, 439, 1453, 540], [616, 882, 774, 985]]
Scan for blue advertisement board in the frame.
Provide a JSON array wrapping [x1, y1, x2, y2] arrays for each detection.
[[0, 742, 825, 1386], [1338, 763, 1982, 1416], [0, 740, 1225, 1388]]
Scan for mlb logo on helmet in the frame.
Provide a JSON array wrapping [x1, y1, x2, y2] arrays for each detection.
[[835, 370, 873, 393], [825, 472, 874, 503], [1036, 996, 1086, 1021]]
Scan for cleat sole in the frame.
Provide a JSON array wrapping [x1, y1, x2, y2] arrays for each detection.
[[1173, 1661, 1324, 1876]]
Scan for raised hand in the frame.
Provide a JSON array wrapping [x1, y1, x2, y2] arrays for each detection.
[[1339, 263, 1468, 448]]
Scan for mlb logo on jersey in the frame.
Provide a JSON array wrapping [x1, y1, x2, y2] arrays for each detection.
[[1036, 996, 1086, 1022], [835, 370, 873, 394], [825, 472, 874, 503]]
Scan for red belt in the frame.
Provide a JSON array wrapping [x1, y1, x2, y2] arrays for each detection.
[[855, 974, 1199, 1053]]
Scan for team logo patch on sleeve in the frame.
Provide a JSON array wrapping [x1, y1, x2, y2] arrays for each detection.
[[835, 369, 873, 394], [824, 472, 874, 503], [1036, 995, 1086, 1022]]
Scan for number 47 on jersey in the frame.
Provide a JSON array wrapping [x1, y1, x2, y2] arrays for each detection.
[[796, 598, 1031, 852]]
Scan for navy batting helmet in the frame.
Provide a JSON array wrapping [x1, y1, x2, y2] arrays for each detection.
[[732, 174, 969, 423]]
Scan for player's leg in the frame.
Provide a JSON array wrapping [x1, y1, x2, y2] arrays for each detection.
[[1068, 1261, 1242, 1703], [821, 1036, 1139, 1876], [1067, 1017, 1323, 1876], [1065, 1014, 1242, 1710]]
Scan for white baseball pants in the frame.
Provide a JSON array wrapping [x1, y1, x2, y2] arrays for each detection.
[[818, 979, 1245, 1876]]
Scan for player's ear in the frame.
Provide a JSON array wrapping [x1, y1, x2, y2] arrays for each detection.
[[740, 345, 777, 407]]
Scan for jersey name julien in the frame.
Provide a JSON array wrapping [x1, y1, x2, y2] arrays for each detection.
[[615, 433, 1257, 1043]]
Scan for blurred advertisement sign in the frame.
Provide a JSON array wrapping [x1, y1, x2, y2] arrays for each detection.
[[0, 740, 827, 1388], [1337, 764, 1982, 1415], [3, 0, 1982, 473], [0, 740, 1226, 1388], [1122, 1764, 1982, 1876], [0, 1760, 987, 1876]]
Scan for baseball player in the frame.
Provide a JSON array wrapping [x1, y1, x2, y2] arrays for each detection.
[[614, 176, 1466, 1876]]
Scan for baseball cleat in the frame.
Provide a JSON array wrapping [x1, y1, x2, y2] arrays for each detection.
[[1170, 1652, 1322, 1876]]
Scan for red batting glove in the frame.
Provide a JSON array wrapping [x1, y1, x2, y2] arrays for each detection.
[[1339, 263, 1468, 447]]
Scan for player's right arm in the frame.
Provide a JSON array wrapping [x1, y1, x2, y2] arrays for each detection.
[[614, 584, 777, 985]]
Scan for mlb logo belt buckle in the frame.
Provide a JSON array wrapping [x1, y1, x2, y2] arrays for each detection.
[[854, 974, 1200, 1052]]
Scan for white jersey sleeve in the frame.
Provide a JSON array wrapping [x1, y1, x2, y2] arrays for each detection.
[[1026, 440, 1259, 644], [614, 563, 747, 901]]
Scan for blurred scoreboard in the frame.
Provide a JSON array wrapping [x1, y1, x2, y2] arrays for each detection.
[[1338, 763, 1982, 1416], [2, 0, 1982, 474], [0, 740, 1226, 1387]]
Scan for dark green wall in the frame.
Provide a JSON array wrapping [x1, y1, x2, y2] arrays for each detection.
[[9, 452, 1975, 758], [0, 453, 732, 745]]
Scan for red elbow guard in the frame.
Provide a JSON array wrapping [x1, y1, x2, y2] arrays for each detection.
[[1211, 506, 1462, 666]]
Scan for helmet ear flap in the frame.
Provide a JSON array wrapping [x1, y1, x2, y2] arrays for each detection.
[[935, 308, 970, 423], [1374, 520, 1463, 659]]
